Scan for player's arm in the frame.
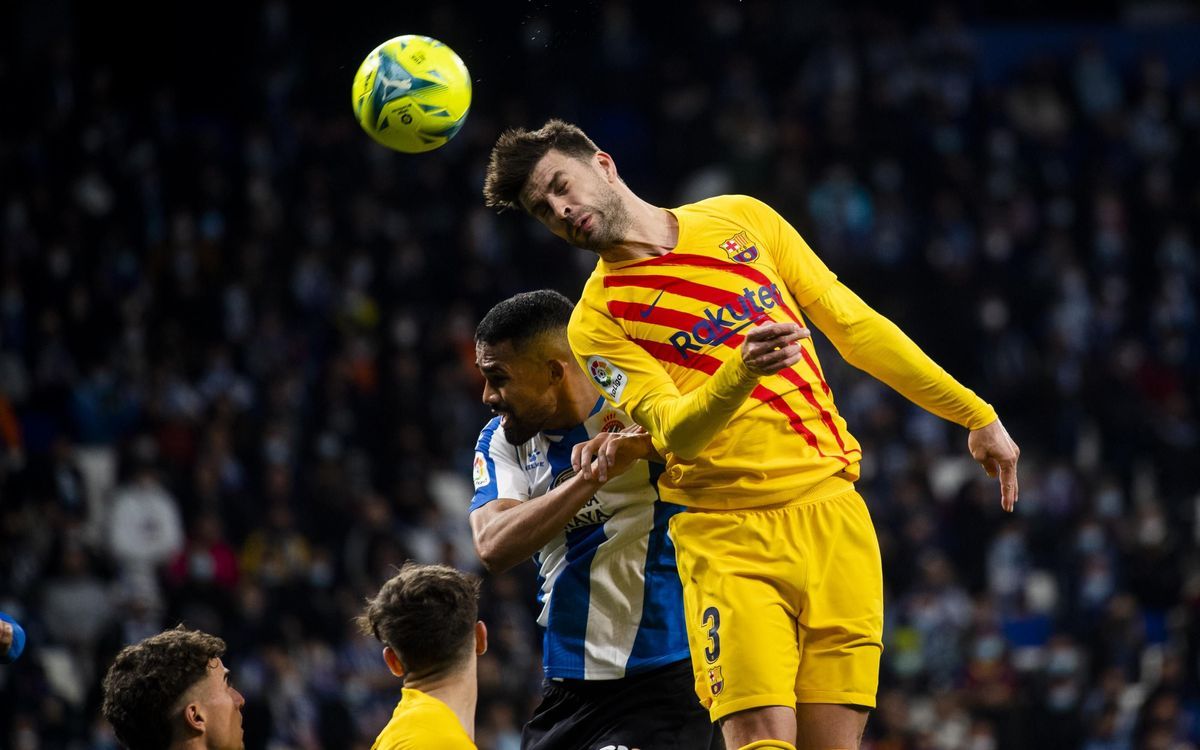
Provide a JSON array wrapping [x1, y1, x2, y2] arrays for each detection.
[[569, 301, 807, 460], [801, 282, 1019, 509], [804, 282, 996, 428], [469, 427, 652, 573], [471, 476, 603, 574], [749, 195, 1020, 510]]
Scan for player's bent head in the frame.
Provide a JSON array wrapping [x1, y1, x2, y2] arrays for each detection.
[[475, 289, 574, 357], [101, 626, 230, 750], [484, 119, 599, 211], [357, 562, 482, 679]]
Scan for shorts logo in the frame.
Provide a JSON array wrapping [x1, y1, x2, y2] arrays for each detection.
[[586, 356, 628, 402], [720, 230, 759, 263], [472, 451, 489, 489], [707, 665, 724, 696]]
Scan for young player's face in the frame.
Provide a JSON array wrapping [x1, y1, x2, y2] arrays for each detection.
[[192, 658, 245, 750], [521, 149, 630, 252], [476, 340, 559, 445]]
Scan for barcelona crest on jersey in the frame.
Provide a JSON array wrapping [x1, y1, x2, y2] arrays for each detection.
[[720, 231, 759, 263]]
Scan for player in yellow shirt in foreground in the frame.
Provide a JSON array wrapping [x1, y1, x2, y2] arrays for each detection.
[[484, 120, 1020, 750], [358, 563, 486, 750]]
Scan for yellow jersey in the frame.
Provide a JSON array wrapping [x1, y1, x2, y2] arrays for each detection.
[[372, 688, 475, 750], [568, 194, 995, 510]]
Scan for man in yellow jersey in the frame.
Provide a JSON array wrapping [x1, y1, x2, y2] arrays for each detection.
[[358, 562, 487, 749], [483, 120, 1020, 750]]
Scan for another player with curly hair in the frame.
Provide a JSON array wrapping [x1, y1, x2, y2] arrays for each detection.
[[101, 626, 244, 750]]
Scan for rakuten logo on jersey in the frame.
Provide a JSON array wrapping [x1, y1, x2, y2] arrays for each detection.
[[669, 283, 782, 359]]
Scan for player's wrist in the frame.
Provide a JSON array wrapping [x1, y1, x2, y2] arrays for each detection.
[[727, 353, 759, 382]]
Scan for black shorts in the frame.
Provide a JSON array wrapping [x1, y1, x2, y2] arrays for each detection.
[[522, 659, 724, 750]]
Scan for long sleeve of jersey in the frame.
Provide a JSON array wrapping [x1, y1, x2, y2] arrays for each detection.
[[568, 303, 760, 460], [802, 281, 997, 430]]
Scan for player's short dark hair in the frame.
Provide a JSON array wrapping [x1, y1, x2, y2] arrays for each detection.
[[475, 290, 574, 351], [356, 562, 481, 679], [101, 626, 226, 750], [483, 119, 600, 211]]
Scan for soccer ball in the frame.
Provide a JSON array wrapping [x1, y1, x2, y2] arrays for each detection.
[[351, 35, 471, 153]]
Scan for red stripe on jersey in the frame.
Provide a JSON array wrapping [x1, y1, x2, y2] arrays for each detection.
[[800, 348, 831, 396], [628, 337, 842, 461], [608, 263, 849, 451], [604, 274, 760, 312], [604, 274, 777, 334], [776, 369, 849, 453], [621, 253, 804, 325], [607, 298, 853, 457], [606, 300, 755, 339]]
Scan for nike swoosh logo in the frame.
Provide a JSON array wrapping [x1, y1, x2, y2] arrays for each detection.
[[640, 289, 666, 318]]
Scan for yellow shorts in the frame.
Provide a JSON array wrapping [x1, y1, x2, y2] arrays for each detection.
[[669, 487, 883, 722]]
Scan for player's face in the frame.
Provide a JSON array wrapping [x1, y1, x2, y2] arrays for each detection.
[[476, 340, 559, 444], [521, 149, 631, 253], [194, 658, 245, 750]]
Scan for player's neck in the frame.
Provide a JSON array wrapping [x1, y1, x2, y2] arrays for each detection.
[[598, 202, 677, 264], [406, 664, 478, 740], [559, 370, 604, 426]]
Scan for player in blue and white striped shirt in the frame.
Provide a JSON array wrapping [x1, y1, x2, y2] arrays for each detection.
[[470, 290, 722, 750]]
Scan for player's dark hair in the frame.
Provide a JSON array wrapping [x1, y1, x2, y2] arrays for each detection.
[[475, 290, 574, 351], [356, 562, 481, 679], [101, 626, 227, 750], [483, 119, 600, 211]]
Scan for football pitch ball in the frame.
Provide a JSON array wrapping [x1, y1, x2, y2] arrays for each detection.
[[351, 35, 471, 153]]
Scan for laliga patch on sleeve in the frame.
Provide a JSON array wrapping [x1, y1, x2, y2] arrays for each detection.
[[586, 356, 628, 402], [472, 451, 489, 489]]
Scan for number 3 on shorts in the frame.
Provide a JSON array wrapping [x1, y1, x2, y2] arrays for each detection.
[[702, 606, 721, 663]]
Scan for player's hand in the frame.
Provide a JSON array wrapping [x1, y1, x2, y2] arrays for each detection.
[[968, 418, 1021, 512], [571, 425, 653, 483], [741, 322, 809, 376], [0, 620, 11, 653]]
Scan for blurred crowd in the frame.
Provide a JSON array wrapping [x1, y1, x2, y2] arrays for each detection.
[[1, 2, 1198, 749]]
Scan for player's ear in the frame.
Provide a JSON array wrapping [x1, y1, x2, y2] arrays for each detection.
[[382, 646, 406, 678], [595, 151, 618, 182], [547, 358, 566, 384], [475, 621, 488, 656], [182, 700, 206, 734]]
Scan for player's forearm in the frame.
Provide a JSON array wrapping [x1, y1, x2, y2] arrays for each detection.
[[805, 283, 997, 429], [636, 356, 759, 460], [473, 475, 603, 573]]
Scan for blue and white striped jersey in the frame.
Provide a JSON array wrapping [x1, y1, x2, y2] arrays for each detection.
[[470, 397, 690, 680]]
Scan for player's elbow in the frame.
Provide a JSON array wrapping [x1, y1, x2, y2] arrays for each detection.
[[659, 429, 703, 461], [670, 445, 702, 462], [474, 539, 518, 574]]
